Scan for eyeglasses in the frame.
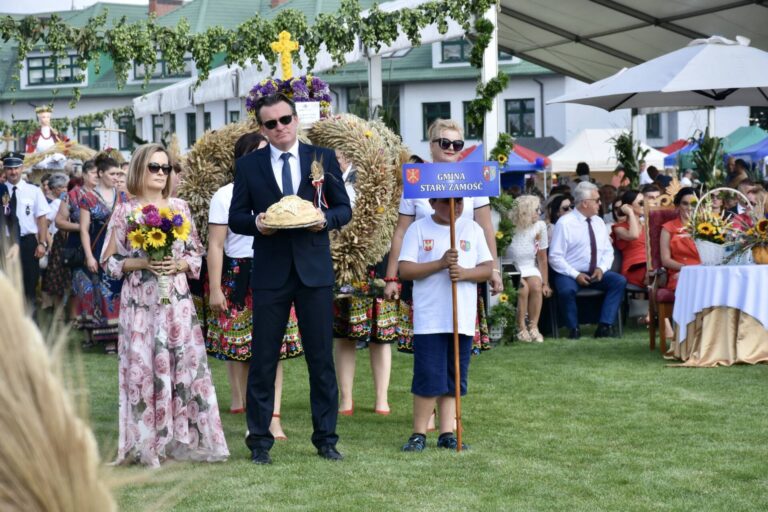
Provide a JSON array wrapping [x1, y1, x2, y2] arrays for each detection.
[[679, 201, 695, 206], [147, 163, 172, 174], [262, 115, 293, 130], [560, 204, 574, 211], [585, 197, 601, 203], [432, 138, 465, 151]]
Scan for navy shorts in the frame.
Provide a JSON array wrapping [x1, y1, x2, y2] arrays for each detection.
[[411, 333, 472, 397]]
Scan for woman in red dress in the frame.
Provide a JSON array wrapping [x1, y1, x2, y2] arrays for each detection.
[[660, 188, 701, 292], [611, 190, 646, 288]]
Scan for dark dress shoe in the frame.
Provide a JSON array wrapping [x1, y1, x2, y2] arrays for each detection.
[[251, 449, 272, 465], [594, 323, 613, 338], [317, 445, 344, 461], [568, 328, 581, 339]]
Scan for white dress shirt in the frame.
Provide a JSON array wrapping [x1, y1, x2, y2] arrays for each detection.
[[342, 164, 357, 208], [8, 180, 50, 236], [270, 141, 301, 194], [549, 208, 613, 279], [639, 170, 653, 185]]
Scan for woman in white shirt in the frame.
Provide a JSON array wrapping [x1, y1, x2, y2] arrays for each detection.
[[206, 132, 302, 441], [506, 195, 551, 342]]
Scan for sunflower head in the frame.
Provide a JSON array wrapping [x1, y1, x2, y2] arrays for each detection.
[[757, 219, 768, 235], [128, 229, 146, 250], [697, 222, 715, 236], [172, 220, 191, 241], [497, 154, 508, 165], [145, 228, 167, 249], [158, 207, 174, 220], [495, 230, 504, 240], [499, 293, 509, 303]]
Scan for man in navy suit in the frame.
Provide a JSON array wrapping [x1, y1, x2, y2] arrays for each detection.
[[229, 93, 351, 464]]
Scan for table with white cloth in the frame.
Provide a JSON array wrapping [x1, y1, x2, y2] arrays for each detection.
[[668, 265, 768, 367]]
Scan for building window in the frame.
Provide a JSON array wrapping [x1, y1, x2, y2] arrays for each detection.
[[750, 107, 768, 131], [27, 54, 84, 86], [505, 99, 535, 137], [422, 102, 451, 140], [204, 112, 211, 131], [462, 101, 482, 140], [78, 123, 100, 150], [134, 52, 193, 80], [346, 86, 401, 134], [229, 111, 240, 123], [646, 113, 661, 139], [118, 116, 134, 151], [151, 115, 164, 143], [441, 39, 514, 64], [170, 114, 176, 135], [186, 113, 197, 146]]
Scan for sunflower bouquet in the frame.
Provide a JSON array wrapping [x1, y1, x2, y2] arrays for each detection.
[[727, 197, 768, 264], [126, 204, 191, 304]]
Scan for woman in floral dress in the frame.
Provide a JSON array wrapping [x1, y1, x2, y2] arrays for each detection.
[[101, 143, 228, 467]]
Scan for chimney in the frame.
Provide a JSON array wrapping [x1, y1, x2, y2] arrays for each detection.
[[149, 0, 184, 16], [271, 0, 289, 7]]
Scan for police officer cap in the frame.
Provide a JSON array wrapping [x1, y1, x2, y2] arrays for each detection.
[[2, 152, 23, 168]]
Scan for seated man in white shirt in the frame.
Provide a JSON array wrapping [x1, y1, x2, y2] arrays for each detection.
[[549, 182, 627, 339]]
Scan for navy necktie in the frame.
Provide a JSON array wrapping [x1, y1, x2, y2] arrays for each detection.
[[8, 185, 18, 233], [280, 153, 293, 196], [586, 217, 597, 275]]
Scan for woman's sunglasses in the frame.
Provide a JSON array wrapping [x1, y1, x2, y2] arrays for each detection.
[[262, 115, 293, 130], [560, 204, 574, 211], [147, 163, 172, 174], [432, 138, 465, 151]]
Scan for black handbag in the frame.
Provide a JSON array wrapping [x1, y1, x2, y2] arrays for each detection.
[[62, 245, 85, 268]]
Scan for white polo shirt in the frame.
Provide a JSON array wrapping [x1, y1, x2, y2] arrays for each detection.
[[208, 183, 253, 258], [7, 180, 50, 237]]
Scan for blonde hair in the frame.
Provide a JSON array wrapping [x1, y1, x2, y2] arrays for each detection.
[[427, 118, 463, 142], [510, 195, 541, 230], [0, 270, 116, 511], [126, 143, 172, 198]]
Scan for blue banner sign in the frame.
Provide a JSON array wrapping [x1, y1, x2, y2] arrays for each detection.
[[402, 162, 500, 199]]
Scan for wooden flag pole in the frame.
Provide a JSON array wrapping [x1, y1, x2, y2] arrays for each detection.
[[449, 197, 462, 452]]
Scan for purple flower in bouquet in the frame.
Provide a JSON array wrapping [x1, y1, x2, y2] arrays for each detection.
[[142, 204, 159, 216], [246, 74, 333, 120], [160, 218, 173, 232], [172, 214, 184, 227], [144, 211, 162, 228], [290, 78, 310, 101]]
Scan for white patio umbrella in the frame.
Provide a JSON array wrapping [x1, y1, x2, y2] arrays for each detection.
[[547, 36, 768, 111]]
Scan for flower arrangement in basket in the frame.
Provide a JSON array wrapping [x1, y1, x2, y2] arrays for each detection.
[[727, 193, 768, 264], [687, 187, 740, 265], [126, 204, 191, 304], [486, 277, 518, 344], [245, 75, 332, 120]]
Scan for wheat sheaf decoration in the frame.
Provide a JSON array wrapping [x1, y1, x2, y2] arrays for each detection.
[[0, 270, 116, 511], [307, 114, 407, 285], [177, 120, 259, 246]]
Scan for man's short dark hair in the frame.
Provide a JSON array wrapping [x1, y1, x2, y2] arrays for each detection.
[[254, 93, 297, 123], [735, 159, 749, 171], [576, 162, 590, 176], [640, 183, 661, 194]]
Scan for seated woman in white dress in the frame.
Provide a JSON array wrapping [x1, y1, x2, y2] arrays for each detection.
[[505, 195, 552, 342]]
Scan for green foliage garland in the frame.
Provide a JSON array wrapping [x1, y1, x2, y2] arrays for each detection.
[[464, 71, 509, 132], [1, 0, 495, 104], [691, 127, 724, 189], [0, 106, 134, 138], [486, 276, 518, 344]]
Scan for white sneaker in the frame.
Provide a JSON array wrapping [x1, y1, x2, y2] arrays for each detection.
[[529, 328, 544, 343]]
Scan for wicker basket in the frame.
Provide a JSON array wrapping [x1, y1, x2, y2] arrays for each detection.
[[691, 187, 750, 266]]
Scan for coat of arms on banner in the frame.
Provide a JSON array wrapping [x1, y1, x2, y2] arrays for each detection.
[[423, 239, 434, 251], [460, 240, 470, 251], [405, 167, 420, 184], [482, 165, 496, 182]]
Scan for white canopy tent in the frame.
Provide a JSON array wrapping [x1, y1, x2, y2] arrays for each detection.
[[548, 128, 666, 174]]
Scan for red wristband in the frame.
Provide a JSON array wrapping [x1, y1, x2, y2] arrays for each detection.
[[383, 277, 399, 283]]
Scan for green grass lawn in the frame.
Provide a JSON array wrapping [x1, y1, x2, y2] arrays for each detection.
[[74, 326, 768, 511]]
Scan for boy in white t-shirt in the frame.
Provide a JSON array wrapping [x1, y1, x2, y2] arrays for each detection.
[[398, 197, 493, 452]]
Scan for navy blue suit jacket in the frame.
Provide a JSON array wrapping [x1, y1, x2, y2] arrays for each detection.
[[228, 142, 351, 290]]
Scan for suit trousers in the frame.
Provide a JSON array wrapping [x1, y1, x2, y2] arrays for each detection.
[[245, 263, 339, 452], [19, 234, 39, 306], [552, 270, 626, 329]]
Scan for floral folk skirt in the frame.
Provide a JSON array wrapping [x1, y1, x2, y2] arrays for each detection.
[[333, 296, 399, 344]]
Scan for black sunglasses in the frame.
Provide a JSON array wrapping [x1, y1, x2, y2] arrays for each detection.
[[560, 204, 574, 211], [432, 138, 465, 151], [262, 115, 294, 130], [147, 163, 172, 174]]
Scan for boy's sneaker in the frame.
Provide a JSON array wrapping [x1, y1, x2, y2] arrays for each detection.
[[401, 433, 427, 452], [436, 433, 469, 450]]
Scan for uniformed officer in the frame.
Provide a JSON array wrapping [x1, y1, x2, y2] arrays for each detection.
[[3, 153, 50, 306]]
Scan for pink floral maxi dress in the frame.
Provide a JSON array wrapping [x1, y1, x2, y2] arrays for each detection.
[[102, 198, 229, 467]]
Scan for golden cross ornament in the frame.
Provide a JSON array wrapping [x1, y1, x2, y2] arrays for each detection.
[[271, 31, 299, 80]]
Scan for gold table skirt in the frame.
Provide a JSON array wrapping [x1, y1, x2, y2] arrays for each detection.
[[665, 307, 768, 367]]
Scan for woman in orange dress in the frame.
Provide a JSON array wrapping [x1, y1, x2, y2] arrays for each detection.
[[611, 190, 646, 288], [660, 187, 701, 291]]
